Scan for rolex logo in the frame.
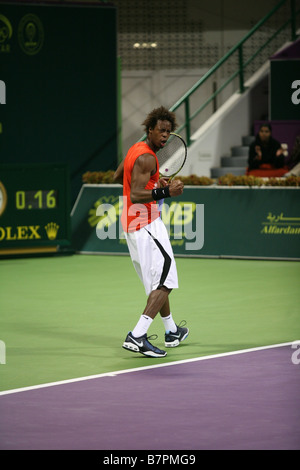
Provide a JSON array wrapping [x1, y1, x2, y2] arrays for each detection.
[[45, 222, 59, 240]]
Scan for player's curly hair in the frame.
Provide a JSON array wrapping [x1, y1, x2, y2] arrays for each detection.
[[142, 106, 178, 135]]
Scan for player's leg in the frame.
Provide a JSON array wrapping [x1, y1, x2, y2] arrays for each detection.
[[122, 218, 188, 355]]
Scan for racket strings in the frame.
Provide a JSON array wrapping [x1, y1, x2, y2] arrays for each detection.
[[157, 135, 186, 177]]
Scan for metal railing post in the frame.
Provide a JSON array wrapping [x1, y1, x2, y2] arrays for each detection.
[[184, 98, 191, 146], [238, 45, 245, 93]]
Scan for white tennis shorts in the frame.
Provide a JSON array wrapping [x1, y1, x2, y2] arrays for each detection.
[[125, 217, 178, 296]]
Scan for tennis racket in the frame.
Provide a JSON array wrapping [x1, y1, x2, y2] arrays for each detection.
[[157, 132, 187, 181]]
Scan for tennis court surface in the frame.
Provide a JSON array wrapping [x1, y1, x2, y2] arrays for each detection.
[[1, 343, 300, 450], [1, 255, 299, 450]]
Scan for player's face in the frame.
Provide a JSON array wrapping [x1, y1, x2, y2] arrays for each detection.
[[148, 120, 172, 150]]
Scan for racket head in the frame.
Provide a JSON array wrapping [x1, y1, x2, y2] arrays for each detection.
[[157, 132, 187, 179]]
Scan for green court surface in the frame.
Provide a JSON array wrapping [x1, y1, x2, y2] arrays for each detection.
[[1, 254, 299, 392]]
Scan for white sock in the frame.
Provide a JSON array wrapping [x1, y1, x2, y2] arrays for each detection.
[[161, 313, 177, 333], [132, 315, 153, 338]]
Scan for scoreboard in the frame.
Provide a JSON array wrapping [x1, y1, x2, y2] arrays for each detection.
[[0, 163, 71, 256]]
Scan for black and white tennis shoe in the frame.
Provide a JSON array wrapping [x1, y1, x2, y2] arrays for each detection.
[[165, 321, 189, 347], [123, 332, 167, 358]]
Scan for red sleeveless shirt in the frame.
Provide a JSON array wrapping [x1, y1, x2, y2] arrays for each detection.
[[121, 142, 160, 233]]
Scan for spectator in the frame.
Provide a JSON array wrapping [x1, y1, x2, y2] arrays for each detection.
[[248, 123, 285, 171]]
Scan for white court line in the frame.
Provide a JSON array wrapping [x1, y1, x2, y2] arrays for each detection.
[[0, 341, 297, 396]]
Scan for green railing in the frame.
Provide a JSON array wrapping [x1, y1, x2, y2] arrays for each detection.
[[142, 0, 299, 146]]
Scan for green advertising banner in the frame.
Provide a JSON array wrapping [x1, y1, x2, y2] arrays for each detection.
[[71, 185, 300, 260]]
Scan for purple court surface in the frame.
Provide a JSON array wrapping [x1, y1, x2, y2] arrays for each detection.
[[1, 344, 299, 450]]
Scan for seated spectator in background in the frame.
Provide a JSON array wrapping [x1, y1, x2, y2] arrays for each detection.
[[285, 135, 300, 176], [247, 123, 285, 173]]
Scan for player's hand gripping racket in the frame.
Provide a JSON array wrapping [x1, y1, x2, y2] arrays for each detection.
[[157, 132, 187, 181]]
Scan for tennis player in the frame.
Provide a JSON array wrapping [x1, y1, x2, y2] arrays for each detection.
[[113, 106, 189, 357]]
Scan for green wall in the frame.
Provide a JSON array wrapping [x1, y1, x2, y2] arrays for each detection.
[[0, 2, 118, 202]]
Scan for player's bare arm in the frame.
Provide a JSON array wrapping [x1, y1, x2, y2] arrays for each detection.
[[130, 154, 156, 203]]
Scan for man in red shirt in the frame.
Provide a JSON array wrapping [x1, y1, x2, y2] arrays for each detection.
[[114, 106, 189, 357]]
